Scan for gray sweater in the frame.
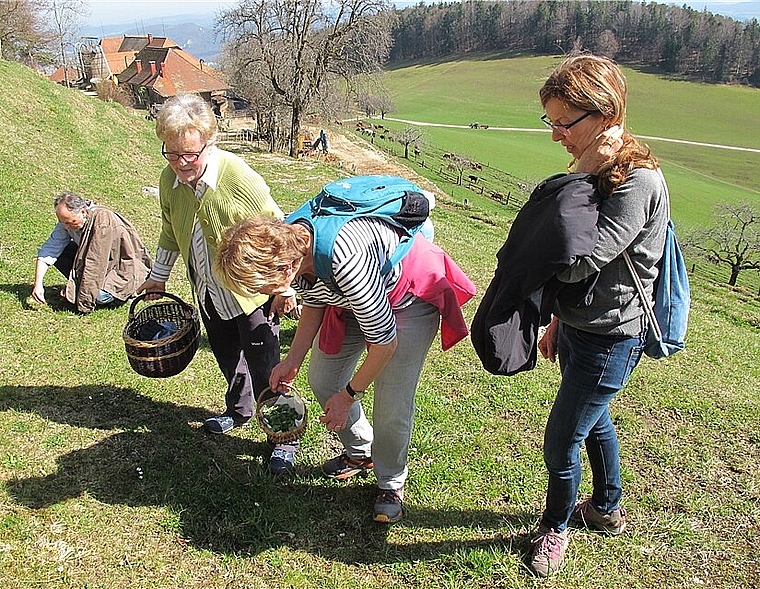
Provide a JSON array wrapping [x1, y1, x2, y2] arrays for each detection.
[[555, 167, 669, 336]]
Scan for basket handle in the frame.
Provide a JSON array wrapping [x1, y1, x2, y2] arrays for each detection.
[[256, 385, 302, 405], [128, 291, 195, 320]]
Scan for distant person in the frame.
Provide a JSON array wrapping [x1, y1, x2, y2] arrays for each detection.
[[33, 191, 152, 314], [312, 129, 328, 152], [137, 92, 299, 474], [519, 54, 669, 576], [213, 204, 475, 524]]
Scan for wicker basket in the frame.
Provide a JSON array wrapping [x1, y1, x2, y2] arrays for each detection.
[[256, 387, 308, 444], [123, 292, 201, 378]]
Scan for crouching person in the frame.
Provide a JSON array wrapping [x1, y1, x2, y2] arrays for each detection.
[[33, 191, 153, 313], [213, 213, 475, 523]]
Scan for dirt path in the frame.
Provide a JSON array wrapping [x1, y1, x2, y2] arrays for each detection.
[[304, 126, 441, 194]]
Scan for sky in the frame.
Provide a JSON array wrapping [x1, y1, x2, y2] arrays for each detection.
[[86, 1, 238, 27], [84, 0, 759, 28]]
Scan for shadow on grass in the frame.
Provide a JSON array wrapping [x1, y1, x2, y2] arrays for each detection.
[[1, 384, 533, 565], [2, 281, 85, 313]]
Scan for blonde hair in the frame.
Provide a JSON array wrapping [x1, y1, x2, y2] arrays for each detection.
[[155, 92, 217, 144], [540, 53, 658, 197], [214, 216, 310, 297]]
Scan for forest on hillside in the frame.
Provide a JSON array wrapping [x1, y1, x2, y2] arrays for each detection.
[[389, 0, 760, 87]]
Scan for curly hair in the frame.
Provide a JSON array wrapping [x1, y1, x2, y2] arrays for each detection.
[[155, 92, 217, 144], [214, 216, 310, 297], [540, 53, 658, 197]]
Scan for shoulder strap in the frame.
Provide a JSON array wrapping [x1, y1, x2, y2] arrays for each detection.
[[622, 249, 662, 342]]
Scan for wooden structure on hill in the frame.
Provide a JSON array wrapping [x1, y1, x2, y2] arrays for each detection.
[[76, 34, 177, 88]]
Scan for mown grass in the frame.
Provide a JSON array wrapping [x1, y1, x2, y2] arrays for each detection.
[[0, 58, 758, 588]]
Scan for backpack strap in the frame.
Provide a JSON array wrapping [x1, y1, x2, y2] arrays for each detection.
[[622, 249, 663, 342]]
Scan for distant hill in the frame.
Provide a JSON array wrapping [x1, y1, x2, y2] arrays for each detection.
[[82, 14, 223, 64]]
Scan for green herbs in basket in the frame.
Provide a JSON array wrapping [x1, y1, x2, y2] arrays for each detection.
[[261, 403, 304, 433]]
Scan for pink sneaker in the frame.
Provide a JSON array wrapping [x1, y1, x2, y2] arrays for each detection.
[[529, 524, 569, 577]]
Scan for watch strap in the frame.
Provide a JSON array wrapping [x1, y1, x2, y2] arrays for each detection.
[[346, 382, 364, 399]]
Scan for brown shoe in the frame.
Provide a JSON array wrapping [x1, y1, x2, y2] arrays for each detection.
[[570, 499, 627, 535]]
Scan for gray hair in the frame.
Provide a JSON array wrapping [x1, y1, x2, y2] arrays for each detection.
[[155, 92, 217, 143], [53, 191, 90, 213]]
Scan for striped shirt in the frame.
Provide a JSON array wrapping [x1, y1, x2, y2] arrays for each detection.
[[293, 217, 415, 345]]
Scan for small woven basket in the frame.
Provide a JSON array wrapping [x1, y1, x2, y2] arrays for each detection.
[[256, 387, 308, 444], [123, 292, 201, 378]]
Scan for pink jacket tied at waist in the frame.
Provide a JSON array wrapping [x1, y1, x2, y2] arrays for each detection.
[[318, 234, 476, 354]]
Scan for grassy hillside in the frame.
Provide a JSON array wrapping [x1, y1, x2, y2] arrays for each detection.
[[0, 59, 758, 589], [381, 55, 760, 225]]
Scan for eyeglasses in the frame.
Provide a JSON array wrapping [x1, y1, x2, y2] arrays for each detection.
[[161, 142, 208, 163], [541, 112, 593, 134]]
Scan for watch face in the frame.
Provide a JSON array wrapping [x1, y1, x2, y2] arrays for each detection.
[[353, 390, 365, 401]]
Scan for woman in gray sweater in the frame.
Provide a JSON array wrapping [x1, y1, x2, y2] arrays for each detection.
[[529, 54, 669, 577]]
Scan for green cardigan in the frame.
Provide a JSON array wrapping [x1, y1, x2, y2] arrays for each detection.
[[157, 149, 281, 314]]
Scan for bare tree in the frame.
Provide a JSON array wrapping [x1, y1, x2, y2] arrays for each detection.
[[0, 0, 48, 66], [444, 153, 473, 186], [375, 93, 394, 119], [42, 0, 87, 86], [218, 0, 393, 157], [685, 202, 760, 287], [396, 126, 424, 159]]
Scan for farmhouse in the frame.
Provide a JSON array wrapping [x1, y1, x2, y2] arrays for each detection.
[[115, 43, 231, 111], [77, 34, 177, 87]]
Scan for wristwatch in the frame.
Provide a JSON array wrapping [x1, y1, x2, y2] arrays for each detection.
[[346, 382, 365, 401]]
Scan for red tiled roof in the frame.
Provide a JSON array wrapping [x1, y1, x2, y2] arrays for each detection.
[[49, 67, 79, 83], [98, 35, 179, 76], [118, 45, 230, 98]]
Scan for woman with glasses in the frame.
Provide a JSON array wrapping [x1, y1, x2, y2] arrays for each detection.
[[524, 54, 670, 576], [138, 92, 300, 474]]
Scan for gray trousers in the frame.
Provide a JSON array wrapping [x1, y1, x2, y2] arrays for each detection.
[[308, 299, 439, 490]]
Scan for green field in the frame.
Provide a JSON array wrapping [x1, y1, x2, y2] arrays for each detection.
[[0, 57, 758, 589], [379, 54, 760, 227]]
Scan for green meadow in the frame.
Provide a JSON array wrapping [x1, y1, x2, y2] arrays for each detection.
[[0, 55, 758, 589], [380, 54, 760, 230]]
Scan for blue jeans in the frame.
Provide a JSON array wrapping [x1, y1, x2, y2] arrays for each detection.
[[541, 323, 645, 531]]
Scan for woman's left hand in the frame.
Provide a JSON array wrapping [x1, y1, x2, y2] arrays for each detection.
[[576, 125, 624, 173], [319, 390, 354, 432], [270, 293, 299, 319]]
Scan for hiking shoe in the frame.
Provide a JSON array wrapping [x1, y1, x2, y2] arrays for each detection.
[[529, 524, 569, 577], [203, 415, 249, 435], [321, 452, 374, 480], [373, 489, 404, 524], [571, 499, 627, 535], [269, 442, 299, 475]]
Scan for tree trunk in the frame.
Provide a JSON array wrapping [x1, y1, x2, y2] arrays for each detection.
[[289, 104, 301, 158], [729, 266, 740, 286]]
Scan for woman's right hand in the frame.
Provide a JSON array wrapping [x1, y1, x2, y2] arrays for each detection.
[[576, 125, 624, 173], [269, 357, 301, 392], [538, 316, 560, 363], [138, 278, 166, 300]]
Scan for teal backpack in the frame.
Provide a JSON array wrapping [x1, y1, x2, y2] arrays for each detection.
[[285, 175, 430, 292]]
